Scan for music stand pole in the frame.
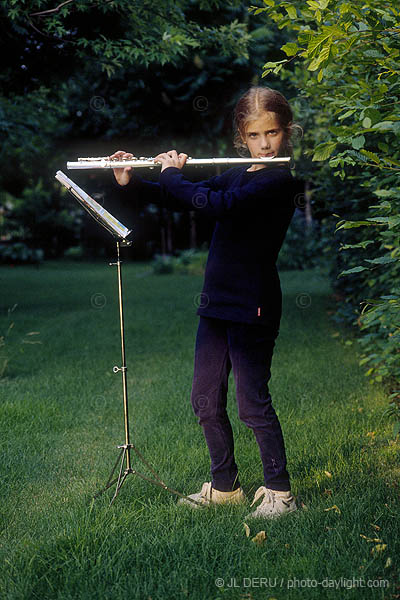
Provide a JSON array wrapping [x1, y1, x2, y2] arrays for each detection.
[[94, 241, 202, 506], [100, 240, 132, 504]]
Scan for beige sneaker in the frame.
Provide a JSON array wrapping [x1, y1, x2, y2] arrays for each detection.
[[246, 486, 297, 519], [178, 482, 246, 507]]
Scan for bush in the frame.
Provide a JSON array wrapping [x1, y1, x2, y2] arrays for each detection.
[[63, 246, 85, 260], [151, 254, 174, 274], [151, 249, 208, 275], [277, 210, 328, 271], [0, 242, 44, 265]]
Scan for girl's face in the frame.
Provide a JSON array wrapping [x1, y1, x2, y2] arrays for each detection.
[[243, 111, 286, 167]]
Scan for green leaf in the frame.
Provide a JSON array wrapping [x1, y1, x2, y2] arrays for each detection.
[[306, 31, 333, 59], [312, 141, 337, 161], [262, 60, 286, 70], [281, 42, 298, 56], [365, 217, 389, 223], [372, 121, 395, 132], [351, 135, 365, 150], [339, 109, 357, 121], [373, 189, 398, 198], [388, 216, 400, 229], [360, 149, 380, 164], [336, 220, 376, 230], [364, 256, 397, 265], [339, 240, 374, 251], [308, 43, 331, 71], [378, 142, 389, 153], [338, 266, 369, 278], [364, 50, 384, 58], [285, 5, 297, 19], [384, 158, 400, 167]]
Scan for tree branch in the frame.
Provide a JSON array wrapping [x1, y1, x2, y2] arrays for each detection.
[[30, 0, 76, 18]]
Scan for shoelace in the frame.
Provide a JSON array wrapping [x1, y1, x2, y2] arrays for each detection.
[[200, 482, 212, 503], [250, 486, 276, 508]]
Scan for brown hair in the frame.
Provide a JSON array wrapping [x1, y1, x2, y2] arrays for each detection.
[[233, 86, 300, 158]]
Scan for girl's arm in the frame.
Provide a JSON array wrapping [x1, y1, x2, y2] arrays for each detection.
[[111, 150, 233, 208], [158, 166, 296, 219]]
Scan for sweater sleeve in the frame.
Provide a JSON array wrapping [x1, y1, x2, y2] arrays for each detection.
[[157, 166, 295, 219], [114, 168, 231, 210]]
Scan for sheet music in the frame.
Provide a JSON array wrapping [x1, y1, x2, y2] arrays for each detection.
[[55, 171, 132, 241]]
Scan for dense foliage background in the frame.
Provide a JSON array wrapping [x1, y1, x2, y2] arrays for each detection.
[[251, 0, 399, 413], [1, 0, 399, 405]]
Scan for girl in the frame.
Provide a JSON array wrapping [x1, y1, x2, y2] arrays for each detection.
[[112, 86, 299, 519]]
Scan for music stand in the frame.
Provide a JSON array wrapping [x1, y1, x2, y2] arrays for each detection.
[[55, 171, 201, 506]]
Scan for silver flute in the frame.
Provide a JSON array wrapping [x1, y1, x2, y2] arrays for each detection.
[[66, 156, 291, 170]]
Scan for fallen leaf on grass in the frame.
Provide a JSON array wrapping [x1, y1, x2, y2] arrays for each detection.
[[385, 557, 392, 568], [324, 505, 341, 514], [360, 534, 383, 543], [251, 531, 266, 546], [371, 544, 387, 556], [324, 471, 332, 478], [244, 522, 250, 538]]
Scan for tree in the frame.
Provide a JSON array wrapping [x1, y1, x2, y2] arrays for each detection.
[[251, 0, 400, 386]]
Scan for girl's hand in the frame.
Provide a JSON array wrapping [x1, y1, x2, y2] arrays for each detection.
[[109, 150, 135, 186], [153, 150, 188, 172]]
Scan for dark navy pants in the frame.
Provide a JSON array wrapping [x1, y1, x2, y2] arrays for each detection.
[[190, 316, 290, 492]]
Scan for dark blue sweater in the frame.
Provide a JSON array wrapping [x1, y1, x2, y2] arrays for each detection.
[[121, 165, 296, 327]]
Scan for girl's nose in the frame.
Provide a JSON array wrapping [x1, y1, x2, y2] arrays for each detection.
[[260, 136, 270, 148]]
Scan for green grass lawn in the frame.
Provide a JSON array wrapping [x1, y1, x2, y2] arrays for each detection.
[[0, 261, 398, 600]]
